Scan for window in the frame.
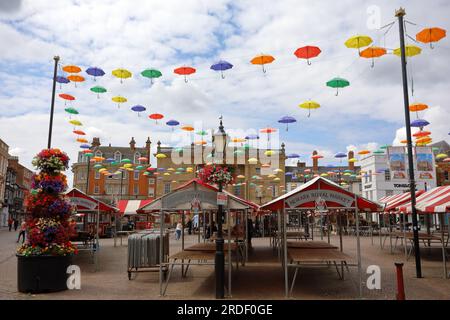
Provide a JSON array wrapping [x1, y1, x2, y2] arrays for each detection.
[[385, 169, 391, 181], [106, 185, 113, 195], [148, 187, 155, 197], [445, 171, 449, 181], [94, 185, 100, 194], [95, 170, 100, 180], [114, 151, 122, 163], [234, 185, 241, 196], [148, 178, 155, 185], [255, 168, 261, 175], [134, 152, 141, 164], [95, 150, 102, 158], [134, 171, 140, 180], [133, 184, 139, 195], [164, 183, 171, 194]]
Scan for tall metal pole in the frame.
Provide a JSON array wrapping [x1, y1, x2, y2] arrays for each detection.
[[215, 181, 225, 298], [47, 56, 60, 149], [395, 7, 422, 278]]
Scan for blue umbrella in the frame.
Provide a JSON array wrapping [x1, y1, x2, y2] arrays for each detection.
[[286, 153, 300, 159], [80, 144, 90, 149], [131, 105, 146, 117], [166, 119, 180, 131], [278, 116, 297, 131], [86, 67, 105, 81], [334, 152, 347, 158], [56, 76, 69, 89], [105, 158, 115, 162], [411, 119, 430, 129], [245, 134, 259, 140], [285, 172, 293, 176], [210, 60, 233, 79]]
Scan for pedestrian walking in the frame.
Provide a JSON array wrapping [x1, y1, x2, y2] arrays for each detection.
[[8, 217, 13, 232], [17, 220, 27, 243], [175, 221, 182, 240], [13, 218, 19, 231]]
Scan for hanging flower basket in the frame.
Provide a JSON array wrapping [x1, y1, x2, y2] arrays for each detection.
[[198, 164, 234, 186]]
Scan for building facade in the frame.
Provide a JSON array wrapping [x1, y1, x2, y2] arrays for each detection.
[[360, 147, 437, 202], [432, 141, 450, 186], [71, 137, 156, 204], [0, 139, 9, 226]]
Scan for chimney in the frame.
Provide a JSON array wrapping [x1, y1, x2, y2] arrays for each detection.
[[146, 137, 151, 164], [157, 141, 161, 153], [91, 137, 101, 147], [312, 150, 318, 172], [348, 151, 355, 170], [129, 137, 136, 150]]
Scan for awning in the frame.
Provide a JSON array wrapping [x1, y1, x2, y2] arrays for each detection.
[[118, 199, 153, 215], [383, 190, 425, 212], [260, 176, 382, 212], [398, 186, 450, 213], [65, 188, 119, 212]]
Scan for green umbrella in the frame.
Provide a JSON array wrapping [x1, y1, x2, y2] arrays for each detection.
[[141, 69, 162, 85], [177, 167, 185, 172], [326, 77, 350, 96], [432, 147, 440, 152], [84, 152, 94, 157], [243, 144, 250, 150], [174, 147, 184, 153], [90, 86, 107, 98], [64, 107, 79, 115], [121, 158, 131, 163], [380, 144, 390, 149], [234, 150, 244, 155], [196, 130, 208, 136], [136, 165, 144, 170], [93, 164, 103, 169], [373, 150, 385, 154]]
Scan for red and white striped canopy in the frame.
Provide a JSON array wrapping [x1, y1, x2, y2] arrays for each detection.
[[382, 190, 425, 212], [118, 199, 153, 215], [398, 186, 450, 213]]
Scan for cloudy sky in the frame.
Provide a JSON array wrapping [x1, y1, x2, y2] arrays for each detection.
[[0, 0, 449, 182]]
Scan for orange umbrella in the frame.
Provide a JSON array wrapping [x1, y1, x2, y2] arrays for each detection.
[[251, 54, 275, 73], [400, 139, 408, 144], [359, 46, 387, 68], [76, 138, 88, 143], [416, 27, 446, 48], [409, 103, 428, 112], [413, 131, 431, 138], [231, 138, 246, 143], [416, 137, 432, 144], [73, 130, 86, 135], [63, 65, 81, 73], [260, 127, 277, 134], [181, 125, 194, 132], [67, 75, 85, 87], [358, 150, 370, 155], [194, 140, 207, 145]]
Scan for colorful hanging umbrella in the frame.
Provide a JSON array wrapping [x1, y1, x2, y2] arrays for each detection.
[[245, 134, 259, 140], [380, 144, 390, 149], [311, 154, 323, 159], [86, 67, 105, 81], [286, 153, 300, 159], [112, 96, 127, 108], [348, 158, 358, 163], [413, 130, 431, 138], [69, 119, 82, 126], [260, 127, 277, 134], [411, 119, 430, 129], [409, 103, 428, 112], [67, 75, 85, 87], [181, 125, 194, 132], [62, 65, 81, 73], [416, 27, 446, 48], [80, 144, 91, 149], [121, 158, 131, 163], [278, 116, 297, 131], [359, 46, 387, 68], [59, 94, 75, 105], [358, 150, 370, 155], [73, 130, 85, 135], [195, 140, 207, 146], [64, 107, 78, 115], [393, 45, 422, 57], [265, 150, 276, 156], [436, 153, 448, 160], [56, 76, 70, 89], [131, 105, 146, 117], [156, 153, 167, 159], [345, 35, 373, 53], [90, 86, 107, 98], [174, 66, 196, 83], [250, 54, 275, 73], [299, 100, 320, 117], [373, 150, 385, 154], [210, 60, 233, 79], [149, 113, 164, 123], [112, 68, 132, 83], [141, 69, 162, 85], [326, 77, 350, 96], [166, 119, 180, 131], [248, 158, 258, 164], [335, 152, 347, 158], [76, 138, 88, 143], [294, 46, 321, 65], [416, 137, 432, 144]]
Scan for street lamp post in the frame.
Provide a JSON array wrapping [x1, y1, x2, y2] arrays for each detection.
[[213, 118, 227, 299], [395, 7, 422, 278], [47, 56, 60, 149]]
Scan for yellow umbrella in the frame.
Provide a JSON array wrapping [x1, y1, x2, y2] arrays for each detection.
[[112, 68, 132, 83], [123, 163, 133, 168], [156, 153, 167, 159], [393, 45, 422, 57], [299, 100, 320, 117], [265, 150, 276, 156], [273, 177, 281, 182], [248, 158, 258, 164], [163, 172, 171, 176], [436, 153, 447, 160], [237, 175, 245, 179], [167, 168, 175, 172], [345, 35, 373, 53], [268, 174, 276, 178], [98, 168, 107, 173], [69, 119, 82, 126], [273, 168, 283, 173], [348, 158, 358, 163], [112, 96, 127, 108], [250, 54, 275, 73]]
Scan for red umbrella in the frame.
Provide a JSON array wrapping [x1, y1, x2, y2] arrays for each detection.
[[73, 130, 86, 135], [260, 127, 277, 134], [294, 46, 321, 65], [174, 66, 196, 83], [59, 93, 75, 101], [149, 113, 164, 123]]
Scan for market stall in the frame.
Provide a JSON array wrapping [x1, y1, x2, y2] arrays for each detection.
[[260, 176, 382, 297], [118, 199, 154, 230]]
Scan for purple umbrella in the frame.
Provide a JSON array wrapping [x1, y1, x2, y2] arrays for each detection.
[[210, 60, 233, 79], [56, 76, 69, 89], [166, 119, 180, 131], [286, 153, 300, 159], [285, 172, 293, 176], [80, 144, 90, 149], [86, 67, 105, 81], [245, 134, 259, 140], [278, 116, 297, 131], [411, 119, 430, 129], [131, 105, 146, 117], [334, 152, 346, 158]]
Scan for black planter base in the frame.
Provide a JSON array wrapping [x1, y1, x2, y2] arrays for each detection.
[[17, 254, 72, 293]]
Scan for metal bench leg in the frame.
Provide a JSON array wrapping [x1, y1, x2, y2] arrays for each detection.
[[162, 260, 176, 296], [289, 263, 300, 296], [182, 260, 191, 278], [333, 261, 343, 280]]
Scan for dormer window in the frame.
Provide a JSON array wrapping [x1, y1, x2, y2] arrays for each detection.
[[114, 151, 122, 162], [134, 152, 141, 164]]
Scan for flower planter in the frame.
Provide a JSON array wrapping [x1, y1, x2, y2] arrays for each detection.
[[17, 254, 72, 293]]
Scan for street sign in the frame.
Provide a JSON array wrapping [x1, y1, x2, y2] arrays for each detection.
[[217, 192, 228, 206]]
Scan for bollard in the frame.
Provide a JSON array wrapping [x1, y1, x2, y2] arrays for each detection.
[[395, 263, 405, 300]]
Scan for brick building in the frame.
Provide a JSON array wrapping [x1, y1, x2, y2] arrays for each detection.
[[71, 137, 156, 204], [432, 140, 450, 186], [0, 139, 9, 226]]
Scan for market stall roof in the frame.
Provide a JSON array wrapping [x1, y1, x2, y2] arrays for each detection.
[[137, 179, 258, 212], [382, 190, 425, 212], [260, 176, 382, 212], [66, 188, 119, 212], [118, 199, 154, 215], [398, 186, 450, 213]]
